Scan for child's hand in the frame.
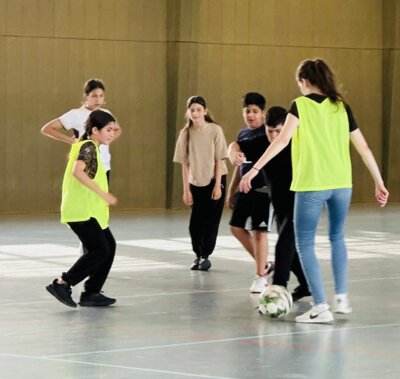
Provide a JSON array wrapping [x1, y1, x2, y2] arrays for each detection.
[[212, 186, 222, 200], [104, 192, 118, 206], [226, 192, 235, 209], [375, 184, 389, 207], [231, 152, 246, 167], [239, 169, 257, 193], [183, 191, 193, 206]]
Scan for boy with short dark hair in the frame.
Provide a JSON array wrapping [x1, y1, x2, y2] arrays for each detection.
[[227, 92, 272, 293], [228, 104, 310, 299]]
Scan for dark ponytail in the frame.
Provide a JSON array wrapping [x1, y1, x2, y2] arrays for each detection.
[[296, 58, 344, 103], [80, 110, 115, 141]]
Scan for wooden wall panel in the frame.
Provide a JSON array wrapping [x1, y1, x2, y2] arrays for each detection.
[[383, 0, 400, 201], [0, 0, 398, 213], [169, 44, 384, 207], [314, 0, 382, 48], [0, 0, 5, 35], [168, 0, 389, 208], [36, 38, 59, 211], [386, 52, 400, 201], [54, 0, 93, 39], [135, 43, 168, 207], [0, 37, 6, 210], [178, 1, 197, 41], [5, 37, 24, 211], [5, 0, 23, 35], [234, 0, 250, 45], [277, 0, 316, 47], [1, 0, 168, 213]]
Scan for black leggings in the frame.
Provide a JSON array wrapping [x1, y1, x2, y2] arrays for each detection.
[[62, 218, 116, 293], [189, 176, 226, 258], [272, 211, 308, 288]]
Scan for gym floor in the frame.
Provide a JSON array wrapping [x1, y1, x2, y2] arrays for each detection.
[[1, 203, 399, 379]]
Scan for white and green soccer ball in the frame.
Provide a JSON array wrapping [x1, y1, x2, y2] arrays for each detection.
[[259, 285, 293, 319]]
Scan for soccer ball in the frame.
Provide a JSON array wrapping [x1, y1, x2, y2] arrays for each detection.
[[259, 285, 293, 319]]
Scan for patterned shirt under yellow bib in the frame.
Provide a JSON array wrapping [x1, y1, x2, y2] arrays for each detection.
[[61, 140, 109, 229]]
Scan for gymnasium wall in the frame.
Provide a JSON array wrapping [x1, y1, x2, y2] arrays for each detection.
[[167, 0, 399, 207], [0, 0, 398, 213], [382, 0, 400, 202], [0, 0, 169, 213]]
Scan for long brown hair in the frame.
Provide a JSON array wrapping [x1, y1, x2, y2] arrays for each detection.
[[183, 96, 216, 160], [184, 96, 215, 127], [296, 59, 344, 103]]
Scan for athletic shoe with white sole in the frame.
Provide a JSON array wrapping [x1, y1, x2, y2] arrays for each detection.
[[332, 294, 352, 314], [250, 275, 267, 293], [295, 304, 334, 324], [198, 258, 211, 271]]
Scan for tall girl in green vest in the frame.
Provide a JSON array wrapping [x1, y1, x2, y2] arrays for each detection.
[[46, 110, 118, 308], [239, 58, 389, 323]]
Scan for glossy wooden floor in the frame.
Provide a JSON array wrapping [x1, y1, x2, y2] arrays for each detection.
[[1, 204, 399, 378]]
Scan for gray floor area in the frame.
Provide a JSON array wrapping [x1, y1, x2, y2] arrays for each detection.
[[1, 203, 399, 379]]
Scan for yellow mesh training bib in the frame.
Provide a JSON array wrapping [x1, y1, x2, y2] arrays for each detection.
[[61, 140, 109, 229], [290, 97, 352, 191]]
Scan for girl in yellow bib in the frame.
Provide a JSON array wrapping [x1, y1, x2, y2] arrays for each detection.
[[240, 59, 389, 323], [46, 110, 118, 308]]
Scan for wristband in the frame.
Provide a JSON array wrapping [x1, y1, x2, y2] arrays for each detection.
[[252, 166, 260, 172]]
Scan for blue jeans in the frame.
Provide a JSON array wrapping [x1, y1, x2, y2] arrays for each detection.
[[294, 188, 352, 305]]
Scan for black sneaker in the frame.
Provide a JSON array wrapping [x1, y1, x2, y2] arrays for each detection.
[[79, 292, 116, 306], [199, 258, 211, 271], [291, 285, 311, 302], [190, 258, 201, 270], [46, 279, 77, 308]]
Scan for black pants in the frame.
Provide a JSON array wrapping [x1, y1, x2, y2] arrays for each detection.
[[189, 176, 226, 258], [81, 171, 110, 256], [272, 210, 308, 288], [62, 218, 116, 293]]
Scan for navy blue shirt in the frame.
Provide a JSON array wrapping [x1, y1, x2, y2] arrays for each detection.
[[237, 125, 270, 189]]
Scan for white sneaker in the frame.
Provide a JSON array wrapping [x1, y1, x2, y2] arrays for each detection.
[[250, 275, 267, 293], [295, 304, 334, 324], [333, 294, 352, 314]]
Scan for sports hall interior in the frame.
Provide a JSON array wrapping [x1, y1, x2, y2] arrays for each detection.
[[1, 1, 399, 378]]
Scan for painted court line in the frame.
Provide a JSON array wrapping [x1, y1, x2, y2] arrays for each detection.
[[0, 353, 238, 379], [42, 323, 400, 359], [2, 323, 400, 379], [0, 234, 398, 278], [0, 254, 180, 278], [6, 322, 400, 378], [3, 274, 400, 307]]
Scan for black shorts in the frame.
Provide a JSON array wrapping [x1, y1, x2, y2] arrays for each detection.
[[229, 190, 271, 231]]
